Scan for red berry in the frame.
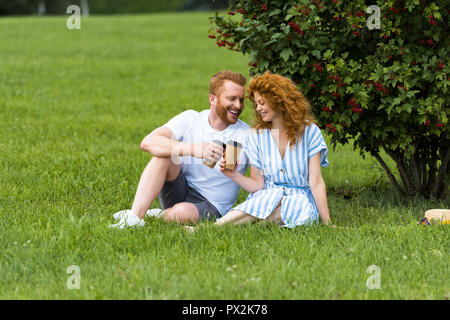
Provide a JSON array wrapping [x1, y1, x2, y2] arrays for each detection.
[[351, 107, 362, 114], [389, 7, 399, 14], [429, 16, 437, 25]]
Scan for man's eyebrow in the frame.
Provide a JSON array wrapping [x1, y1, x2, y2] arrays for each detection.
[[225, 95, 242, 99]]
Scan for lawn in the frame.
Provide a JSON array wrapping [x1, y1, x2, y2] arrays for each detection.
[[0, 13, 448, 300]]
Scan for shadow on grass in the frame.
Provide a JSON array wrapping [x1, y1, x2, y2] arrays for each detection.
[[327, 183, 450, 228]]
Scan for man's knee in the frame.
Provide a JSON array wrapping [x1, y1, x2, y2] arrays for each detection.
[[149, 156, 181, 181], [161, 202, 199, 224]]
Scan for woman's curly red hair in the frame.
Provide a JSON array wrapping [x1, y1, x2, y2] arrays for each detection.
[[248, 71, 317, 147]]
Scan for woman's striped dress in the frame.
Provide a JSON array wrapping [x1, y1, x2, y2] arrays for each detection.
[[234, 123, 329, 228]]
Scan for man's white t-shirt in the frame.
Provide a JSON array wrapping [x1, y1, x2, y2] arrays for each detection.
[[163, 109, 250, 216]]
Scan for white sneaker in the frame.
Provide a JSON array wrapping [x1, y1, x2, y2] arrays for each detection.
[[113, 210, 129, 221], [109, 210, 145, 229], [146, 208, 163, 218]]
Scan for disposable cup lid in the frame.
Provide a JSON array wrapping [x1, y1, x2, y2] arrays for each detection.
[[213, 139, 226, 149], [226, 140, 242, 148]]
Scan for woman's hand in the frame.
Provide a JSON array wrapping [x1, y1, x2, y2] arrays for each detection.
[[321, 217, 336, 228], [218, 157, 239, 179]]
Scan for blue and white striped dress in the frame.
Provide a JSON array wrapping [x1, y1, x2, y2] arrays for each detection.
[[234, 123, 329, 228]]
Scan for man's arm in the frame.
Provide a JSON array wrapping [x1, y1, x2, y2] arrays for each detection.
[[140, 126, 187, 158], [140, 126, 224, 163]]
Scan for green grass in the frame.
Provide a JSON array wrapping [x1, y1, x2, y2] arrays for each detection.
[[0, 13, 448, 300]]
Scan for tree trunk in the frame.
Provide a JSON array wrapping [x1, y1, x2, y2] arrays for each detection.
[[373, 142, 449, 199], [81, 0, 90, 16], [38, 0, 46, 15]]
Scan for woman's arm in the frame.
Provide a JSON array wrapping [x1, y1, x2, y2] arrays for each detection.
[[308, 153, 331, 225], [219, 160, 265, 193]]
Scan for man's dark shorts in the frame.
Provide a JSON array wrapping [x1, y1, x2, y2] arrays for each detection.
[[158, 170, 222, 221]]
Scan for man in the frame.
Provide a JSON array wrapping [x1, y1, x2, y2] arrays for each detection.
[[110, 70, 250, 228]]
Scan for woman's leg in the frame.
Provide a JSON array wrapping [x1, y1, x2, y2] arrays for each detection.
[[264, 202, 283, 225], [215, 200, 284, 226], [215, 210, 257, 226]]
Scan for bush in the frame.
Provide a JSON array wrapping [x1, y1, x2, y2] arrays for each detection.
[[210, 0, 449, 199]]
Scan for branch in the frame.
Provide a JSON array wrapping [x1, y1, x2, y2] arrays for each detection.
[[371, 151, 403, 194], [426, 143, 439, 194], [410, 154, 422, 193], [432, 146, 450, 199], [383, 146, 414, 194]]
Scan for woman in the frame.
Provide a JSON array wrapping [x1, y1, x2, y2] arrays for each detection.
[[216, 71, 331, 227]]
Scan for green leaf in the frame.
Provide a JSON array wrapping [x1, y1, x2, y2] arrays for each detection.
[[269, 9, 281, 17], [280, 48, 293, 62], [311, 50, 321, 59], [284, 14, 293, 21], [299, 55, 309, 66], [323, 49, 334, 60]]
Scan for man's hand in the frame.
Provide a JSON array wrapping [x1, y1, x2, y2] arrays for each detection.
[[192, 142, 224, 164]]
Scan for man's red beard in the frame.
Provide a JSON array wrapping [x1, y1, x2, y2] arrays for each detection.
[[215, 100, 241, 125]]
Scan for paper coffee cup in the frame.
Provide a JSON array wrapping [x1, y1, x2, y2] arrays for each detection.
[[224, 140, 242, 170], [203, 139, 226, 168]]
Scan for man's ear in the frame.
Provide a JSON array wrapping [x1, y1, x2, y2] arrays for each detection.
[[209, 93, 217, 107]]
